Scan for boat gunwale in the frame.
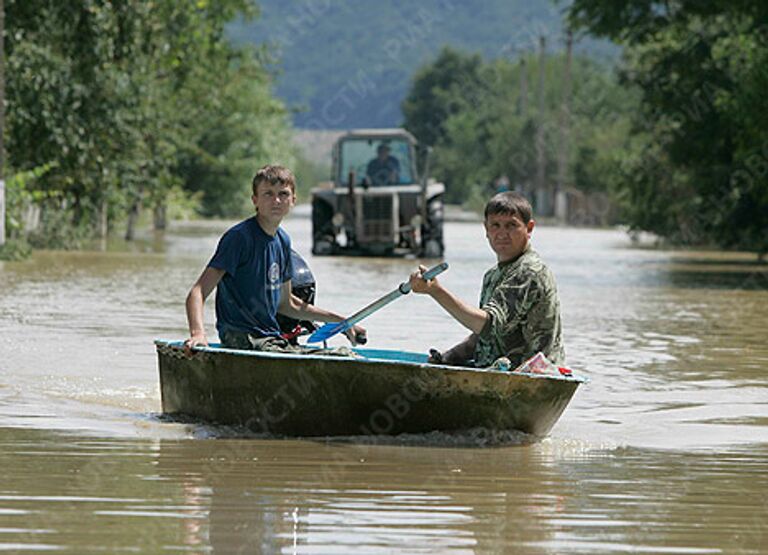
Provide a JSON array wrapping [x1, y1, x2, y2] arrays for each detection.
[[154, 339, 589, 384]]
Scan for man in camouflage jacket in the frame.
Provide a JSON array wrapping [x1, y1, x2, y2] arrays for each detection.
[[409, 192, 564, 369]]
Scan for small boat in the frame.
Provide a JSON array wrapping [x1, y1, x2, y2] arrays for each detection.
[[155, 340, 586, 438]]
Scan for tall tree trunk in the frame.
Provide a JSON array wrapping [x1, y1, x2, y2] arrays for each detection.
[[153, 202, 167, 231], [98, 198, 108, 239], [0, 0, 6, 247], [125, 199, 140, 241], [96, 199, 107, 251]]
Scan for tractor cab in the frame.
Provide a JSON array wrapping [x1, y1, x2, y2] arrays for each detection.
[[311, 129, 444, 257]]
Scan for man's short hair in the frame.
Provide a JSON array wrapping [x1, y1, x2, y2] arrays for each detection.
[[252, 164, 296, 196], [484, 192, 533, 224]]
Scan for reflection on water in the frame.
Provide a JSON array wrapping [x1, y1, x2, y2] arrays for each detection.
[[0, 429, 766, 554], [1, 216, 767, 552]]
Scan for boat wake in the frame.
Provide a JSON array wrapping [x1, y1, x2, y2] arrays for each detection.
[[154, 414, 536, 447], [323, 428, 536, 448]]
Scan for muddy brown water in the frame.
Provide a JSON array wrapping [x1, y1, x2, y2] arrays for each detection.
[[1, 215, 767, 553]]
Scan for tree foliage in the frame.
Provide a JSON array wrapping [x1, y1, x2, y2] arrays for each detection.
[[4, 0, 295, 246], [403, 47, 636, 207], [568, 0, 768, 253], [402, 47, 483, 148]]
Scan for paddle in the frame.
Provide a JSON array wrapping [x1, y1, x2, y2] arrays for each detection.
[[306, 262, 449, 344]]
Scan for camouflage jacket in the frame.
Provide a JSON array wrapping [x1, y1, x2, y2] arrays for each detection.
[[474, 244, 565, 368]]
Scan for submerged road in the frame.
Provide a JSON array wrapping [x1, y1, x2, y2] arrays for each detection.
[[0, 214, 766, 553]]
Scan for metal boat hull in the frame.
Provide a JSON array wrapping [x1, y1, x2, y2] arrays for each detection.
[[156, 340, 585, 438]]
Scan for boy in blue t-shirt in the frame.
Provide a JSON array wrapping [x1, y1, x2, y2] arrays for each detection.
[[184, 164, 364, 351]]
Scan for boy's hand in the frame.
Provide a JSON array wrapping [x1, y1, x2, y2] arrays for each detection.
[[184, 332, 208, 355], [343, 324, 367, 345], [428, 348, 444, 364]]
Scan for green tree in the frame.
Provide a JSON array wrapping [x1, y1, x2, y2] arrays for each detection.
[[568, 0, 768, 254], [7, 2, 146, 242], [402, 47, 483, 148], [404, 49, 636, 208], [175, 49, 295, 217], [4, 0, 294, 246]]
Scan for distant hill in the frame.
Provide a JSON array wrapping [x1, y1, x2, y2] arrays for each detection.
[[291, 129, 343, 167], [228, 0, 617, 129]]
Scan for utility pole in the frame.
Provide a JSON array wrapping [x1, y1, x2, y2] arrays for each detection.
[[518, 57, 529, 197], [518, 58, 528, 117], [555, 30, 573, 222], [0, 0, 5, 247], [535, 35, 548, 215]]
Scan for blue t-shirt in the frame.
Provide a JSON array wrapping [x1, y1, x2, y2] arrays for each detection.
[[208, 217, 294, 338]]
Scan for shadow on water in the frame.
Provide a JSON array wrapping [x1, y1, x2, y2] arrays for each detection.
[[668, 258, 767, 267], [662, 268, 768, 289]]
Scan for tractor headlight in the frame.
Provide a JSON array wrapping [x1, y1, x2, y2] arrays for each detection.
[[332, 213, 345, 227]]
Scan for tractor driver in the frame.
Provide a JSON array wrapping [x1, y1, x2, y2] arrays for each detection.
[[366, 143, 400, 186]]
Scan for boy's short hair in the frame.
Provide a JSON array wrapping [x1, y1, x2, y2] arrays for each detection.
[[252, 164, 296, 196], [484, 192, 533, 224]]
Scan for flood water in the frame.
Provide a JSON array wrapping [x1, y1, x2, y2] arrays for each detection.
[[1, 213, 767, 554]]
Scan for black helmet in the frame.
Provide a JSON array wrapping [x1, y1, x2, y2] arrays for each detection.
[[291, 250, 316, 290]]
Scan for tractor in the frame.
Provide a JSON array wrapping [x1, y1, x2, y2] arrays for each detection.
[[310, 129, 444, 257]]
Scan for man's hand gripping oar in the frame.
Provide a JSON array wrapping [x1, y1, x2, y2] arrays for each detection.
[[306, 262, 449, 344]]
